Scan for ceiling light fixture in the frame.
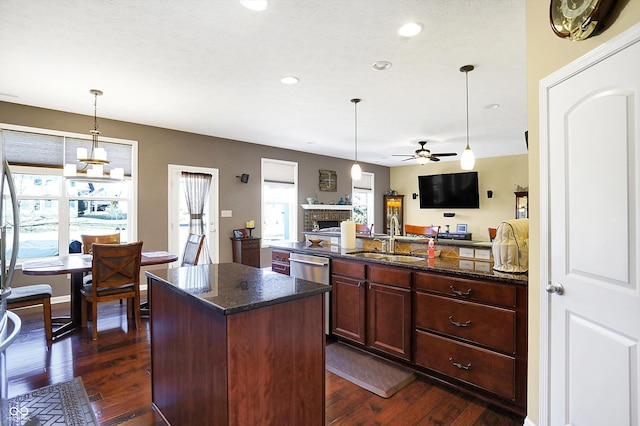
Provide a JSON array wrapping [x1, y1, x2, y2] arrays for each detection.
[[64, 90, 124, 180], [280, 76, 299, 84], [398, 22, 423, 37], [460, 65, 476, 171], [350, 98, 362, 180], [372, 61, 392, 71], [240, 0, 268, 11]]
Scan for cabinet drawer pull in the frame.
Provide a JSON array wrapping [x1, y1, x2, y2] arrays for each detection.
[[450, 285, 472, 297], [448, 316, 471, 327], [357, 281, 363, 288], [449, 357, 471, 370]]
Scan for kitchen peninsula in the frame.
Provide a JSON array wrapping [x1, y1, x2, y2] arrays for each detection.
[[146, 263, 330, 425], [271, 234, 528, 416]]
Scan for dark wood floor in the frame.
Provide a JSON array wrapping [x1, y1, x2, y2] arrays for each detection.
[[6, 301, 525, 425]]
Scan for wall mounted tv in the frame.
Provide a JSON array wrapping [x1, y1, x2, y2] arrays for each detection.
[[418, 171, 479, 209]]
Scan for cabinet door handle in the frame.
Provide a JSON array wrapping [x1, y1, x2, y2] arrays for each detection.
[[450, 285, 472, 297], [357, 281, 362, 288], [448, 316, 471, 327], [449, 357, 471, 370]]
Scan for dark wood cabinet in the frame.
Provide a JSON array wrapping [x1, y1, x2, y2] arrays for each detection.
[[270, 248, 291, 275], [331, 259, 412, 360], [329, 257, 527, 416], [331, 259, 366, 344], [231, 237, 261, 267], [413, 271, 527, 414]]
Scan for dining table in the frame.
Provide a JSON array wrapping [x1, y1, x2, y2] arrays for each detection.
[[22, 251, 178, 340]]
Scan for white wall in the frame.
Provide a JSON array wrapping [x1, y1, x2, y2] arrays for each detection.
[[390, 154, 528, 241]]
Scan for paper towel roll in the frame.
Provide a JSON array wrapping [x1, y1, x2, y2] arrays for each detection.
[[340, 220, 356, 249]]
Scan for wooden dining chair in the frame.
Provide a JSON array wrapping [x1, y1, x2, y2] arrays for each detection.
[[81, 233, 121, 254], [355, 224, 370, 234], [181, 233, 206, 266], [7, 284, 53, 341], [81, 233, 121, 286], [405, 224, 439, 237], [80, 241, 143, 340]]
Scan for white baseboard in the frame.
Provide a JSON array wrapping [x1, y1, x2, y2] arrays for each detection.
[[49, 283, 149, 307]]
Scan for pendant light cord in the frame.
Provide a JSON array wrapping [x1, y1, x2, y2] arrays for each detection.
[[464, 69, 470, 150], [351, 98, 361, 162]]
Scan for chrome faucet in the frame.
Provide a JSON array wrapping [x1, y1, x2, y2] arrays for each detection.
[[389, 214, 400, 253]]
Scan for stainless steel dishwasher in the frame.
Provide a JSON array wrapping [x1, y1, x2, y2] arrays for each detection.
[[289, 253, 330, 334]]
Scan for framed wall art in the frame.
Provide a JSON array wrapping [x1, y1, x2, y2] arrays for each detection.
[[319, 169, 337, 192]]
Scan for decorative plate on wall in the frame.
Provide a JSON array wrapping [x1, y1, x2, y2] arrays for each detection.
[[319, 169, 337, 192]]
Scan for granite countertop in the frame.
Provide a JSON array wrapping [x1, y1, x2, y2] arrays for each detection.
[[145, 262, 331, 315], [302, 230, 493, 248], [271, 241, 528, 285]]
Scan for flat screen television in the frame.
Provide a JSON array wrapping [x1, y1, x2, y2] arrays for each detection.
[[418, 171, 479, 209]]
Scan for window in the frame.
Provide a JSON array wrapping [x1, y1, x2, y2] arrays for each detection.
[[1, 125, 137, 261], [352, 172, 374, 228], [261, 158, 298, 246]]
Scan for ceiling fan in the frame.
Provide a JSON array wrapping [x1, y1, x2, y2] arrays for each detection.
[[393, 141, 457, 165]]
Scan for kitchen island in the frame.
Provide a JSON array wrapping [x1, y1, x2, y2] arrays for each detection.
[[146, 262, 330, 426]]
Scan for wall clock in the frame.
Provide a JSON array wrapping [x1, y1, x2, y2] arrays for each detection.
[[319, 169, 337, 192], [550, 0, 616, 41]]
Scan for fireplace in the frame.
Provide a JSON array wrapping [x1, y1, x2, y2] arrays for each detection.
[[317, 220, 340, 229]]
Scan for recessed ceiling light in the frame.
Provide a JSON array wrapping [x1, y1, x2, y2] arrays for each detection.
[[398, 22, 423, 37], [484, 103, 500, 109], [280, 76, 299, 85], [372, 61, 392, 71], [240, 0, 268, 11]]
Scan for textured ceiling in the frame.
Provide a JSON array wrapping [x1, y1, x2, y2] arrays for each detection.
[[0, 0, 527, 167]]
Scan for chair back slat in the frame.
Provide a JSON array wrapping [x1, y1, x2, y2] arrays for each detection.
[[181, 233, 206, 267], [81, 233, 121, 254]]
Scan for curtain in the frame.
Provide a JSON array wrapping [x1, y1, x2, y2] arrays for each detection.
[[181, 171, 212, 265]]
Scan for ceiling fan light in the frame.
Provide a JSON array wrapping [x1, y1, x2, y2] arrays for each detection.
[[351, 162, 362, 180], [240, 0, 268, 11], [416, 156, 429, 165], [461, 147, 475, 170]]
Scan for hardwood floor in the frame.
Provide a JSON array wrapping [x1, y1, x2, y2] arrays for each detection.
[[6, 301, 525, 425]]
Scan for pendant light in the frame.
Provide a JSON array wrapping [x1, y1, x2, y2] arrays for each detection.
[[460, 65, 475, 170], [350, 98, 362, 180]]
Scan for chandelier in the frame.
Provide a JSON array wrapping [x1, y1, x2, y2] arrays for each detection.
[[64, 89, 124, 179]]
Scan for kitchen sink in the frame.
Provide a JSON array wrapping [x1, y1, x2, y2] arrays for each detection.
[[347, 252, 425, 263]]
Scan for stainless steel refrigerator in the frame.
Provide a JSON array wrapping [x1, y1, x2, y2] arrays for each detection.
[[0, 130, 22, 423]]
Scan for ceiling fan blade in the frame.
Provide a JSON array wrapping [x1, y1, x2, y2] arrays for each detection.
[[429, 157, 441, 162], [401, 157, 415, 161], [392, 154, 414, 157], [431, 152, 457, 157]]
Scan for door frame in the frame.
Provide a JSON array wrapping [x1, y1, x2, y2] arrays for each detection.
[[168, 164, 219, 264], [539, 23, 640, 425]]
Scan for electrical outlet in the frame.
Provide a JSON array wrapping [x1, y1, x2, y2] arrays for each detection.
[[474, 261, 490, 272], [459, 248, 474, 258], [330, 237, 339, 245], [475, 249, 491, 260], [221, 210, 232, 217], [459, 260, 474, 270]]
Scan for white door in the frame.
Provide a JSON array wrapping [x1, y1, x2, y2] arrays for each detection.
[[541, 26, 640, 425], [168, 164, 219, 264]]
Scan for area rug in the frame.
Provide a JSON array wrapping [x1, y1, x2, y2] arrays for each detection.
[[326, 343, 416, 398], [7, 377, 98, 425]]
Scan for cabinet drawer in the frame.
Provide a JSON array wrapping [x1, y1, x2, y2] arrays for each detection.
[[332, 259, 366, 279], [243, 239, 261, 249], [415, 330, 515, 401], [415, 293, 516, 354], [271, 250, 290, 264], [414, 272, 516, 308], [368, 264, 411, 288], [271, 263, 290, 275]]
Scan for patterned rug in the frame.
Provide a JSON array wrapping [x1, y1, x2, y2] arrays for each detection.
[[326, 343, 416, 398], [7, 377, 98, 425]]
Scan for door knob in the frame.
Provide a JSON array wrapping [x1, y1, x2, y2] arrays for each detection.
[[546, 282, 564, 295]]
